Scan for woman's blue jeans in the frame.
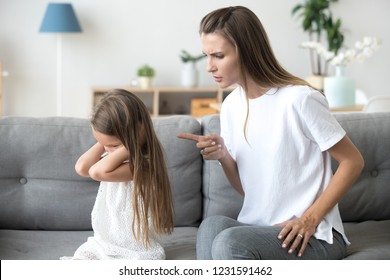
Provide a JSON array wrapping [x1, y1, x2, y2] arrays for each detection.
[[196, 215, 347, 260]]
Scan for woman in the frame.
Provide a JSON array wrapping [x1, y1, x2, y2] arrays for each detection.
[[178, 6, 364, 259]]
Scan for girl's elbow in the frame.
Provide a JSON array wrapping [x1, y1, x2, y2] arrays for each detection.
[[88, 166, 105, 181], [75, 161, 90, 177]]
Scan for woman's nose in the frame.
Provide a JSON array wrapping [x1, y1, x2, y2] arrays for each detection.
[[206, 58, 216, 73]]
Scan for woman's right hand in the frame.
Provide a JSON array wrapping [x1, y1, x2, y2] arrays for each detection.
[[177, 133, 226, 161], [178, 132, 244, 195]]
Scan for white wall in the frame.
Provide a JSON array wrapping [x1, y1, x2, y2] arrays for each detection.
[[0, 0, 389, 117]]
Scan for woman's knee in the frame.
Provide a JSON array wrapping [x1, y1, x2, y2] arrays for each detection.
[[198, 215, 239, 235], [211, 227, 253, 260]]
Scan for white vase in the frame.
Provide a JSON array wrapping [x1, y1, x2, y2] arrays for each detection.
[[181, 62, 198, 87], [138, 77, 152, 89], [324, 65, 355, 108]]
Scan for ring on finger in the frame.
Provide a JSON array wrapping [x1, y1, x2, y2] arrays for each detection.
[[297, 233, 303, 238]]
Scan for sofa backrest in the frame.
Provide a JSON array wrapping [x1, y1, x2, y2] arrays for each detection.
[[201, 115, 243, 220], [0, 117, 98, 230], [333, 113, 390, 222], [152, 116, 203, 227], [0, 115, 203, 230], [201, 113, 390, 223]]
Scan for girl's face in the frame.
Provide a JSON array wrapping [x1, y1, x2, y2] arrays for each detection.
[[92, 128, 123, 154], [201, 32, 240, 89]]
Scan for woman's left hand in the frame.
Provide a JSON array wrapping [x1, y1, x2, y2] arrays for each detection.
[[275, 216, 317, 257]]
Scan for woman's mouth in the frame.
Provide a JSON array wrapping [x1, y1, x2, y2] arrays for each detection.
[[213, 76, 222, 83]]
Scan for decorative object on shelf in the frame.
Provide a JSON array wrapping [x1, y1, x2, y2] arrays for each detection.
[[324, 65, 355, 108], [39, 3, 82, 116], [137, 64, 155, 89], [307, 36, 381, 108], [179, 50, 205, 87], [292, 0, 344, 90]]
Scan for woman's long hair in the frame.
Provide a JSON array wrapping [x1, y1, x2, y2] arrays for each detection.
[[91, 89, 174, 245], [200, 6, 311, 137], [200, 6, 309, 90]]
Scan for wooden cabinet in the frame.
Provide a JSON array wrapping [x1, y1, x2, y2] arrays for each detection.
[[91, 86, 233, 117]]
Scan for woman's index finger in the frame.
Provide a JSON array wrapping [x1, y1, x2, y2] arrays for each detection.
[[177, 133, 203, 142]]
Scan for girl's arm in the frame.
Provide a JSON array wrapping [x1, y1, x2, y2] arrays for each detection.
[[75, 142, 105, 177], [88, 146, 133, 182], [277, 135, 364, 256]]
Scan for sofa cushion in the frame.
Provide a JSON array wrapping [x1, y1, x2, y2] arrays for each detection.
[[0, 117, 98, 230], [0, 227, 198, 260], [343, 220, 390, 259], [152, 116, 203, 227], [0, 230, 93, 260], [0, 115, 203, 230], [334, 113, 390, 222], [201, 114, 243, 220]]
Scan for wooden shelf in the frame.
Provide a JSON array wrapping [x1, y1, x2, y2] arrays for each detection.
[[91, 86, 233, 117], [330, 104, 364, 112]]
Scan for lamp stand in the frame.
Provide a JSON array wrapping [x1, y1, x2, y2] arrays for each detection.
[[56, 34, 63, 116]]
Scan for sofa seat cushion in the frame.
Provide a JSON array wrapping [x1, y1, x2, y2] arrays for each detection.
[[0, 227, 197, 260], [0, 230, 92, 260], [343, 220, 390, 259], [161, 227, 197, 260]]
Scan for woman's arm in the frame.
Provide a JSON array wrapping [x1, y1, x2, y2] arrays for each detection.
[[75, 142, 105, 177], [277, 135, 364, 256], [177, 133, 244, 195], [302, 135, 364, 229], [88, 146, 133, 182]]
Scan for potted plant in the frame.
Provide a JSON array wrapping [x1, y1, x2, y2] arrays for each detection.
[[292, 0, 344, 89], [179, 50, 205, 87], [137, 64, 155, 89]]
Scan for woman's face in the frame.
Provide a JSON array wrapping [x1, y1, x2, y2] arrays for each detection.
[[201, 32, 240, 89], [92, 128, 123, 154]]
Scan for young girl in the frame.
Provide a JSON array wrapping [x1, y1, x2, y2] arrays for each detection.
[[72, 89, 174, 260]]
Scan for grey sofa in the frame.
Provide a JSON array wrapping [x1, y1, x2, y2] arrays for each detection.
[[0, 112, 389, 260]]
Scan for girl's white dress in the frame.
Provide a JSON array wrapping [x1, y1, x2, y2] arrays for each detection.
[[71, 181, 165, 260]]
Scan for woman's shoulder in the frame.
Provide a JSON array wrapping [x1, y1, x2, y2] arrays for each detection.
[[280, 85, 325, 105], [280, 84, 319, 96]]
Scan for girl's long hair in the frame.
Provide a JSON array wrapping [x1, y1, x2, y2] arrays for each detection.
[[200, 6, 312, 137], [91, 89, 174, 245]]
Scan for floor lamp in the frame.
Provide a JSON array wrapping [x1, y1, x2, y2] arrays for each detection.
[[39, 3, 82, 116]]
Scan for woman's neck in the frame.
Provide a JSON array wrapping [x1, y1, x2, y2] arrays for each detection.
[[242, 78, 270, 99]]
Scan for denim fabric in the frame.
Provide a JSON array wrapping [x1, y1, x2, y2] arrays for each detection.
[[197, 215, 346, 260]]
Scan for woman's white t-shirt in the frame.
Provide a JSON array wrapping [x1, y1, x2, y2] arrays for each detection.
[[220, 85, 349, 244]]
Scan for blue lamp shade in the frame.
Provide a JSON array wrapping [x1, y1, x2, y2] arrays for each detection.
[[39, 3, 82, 33]]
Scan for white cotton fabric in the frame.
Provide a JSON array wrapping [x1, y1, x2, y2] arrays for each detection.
[[220, 85, 349, 244], [70, 181, 165, 260]]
